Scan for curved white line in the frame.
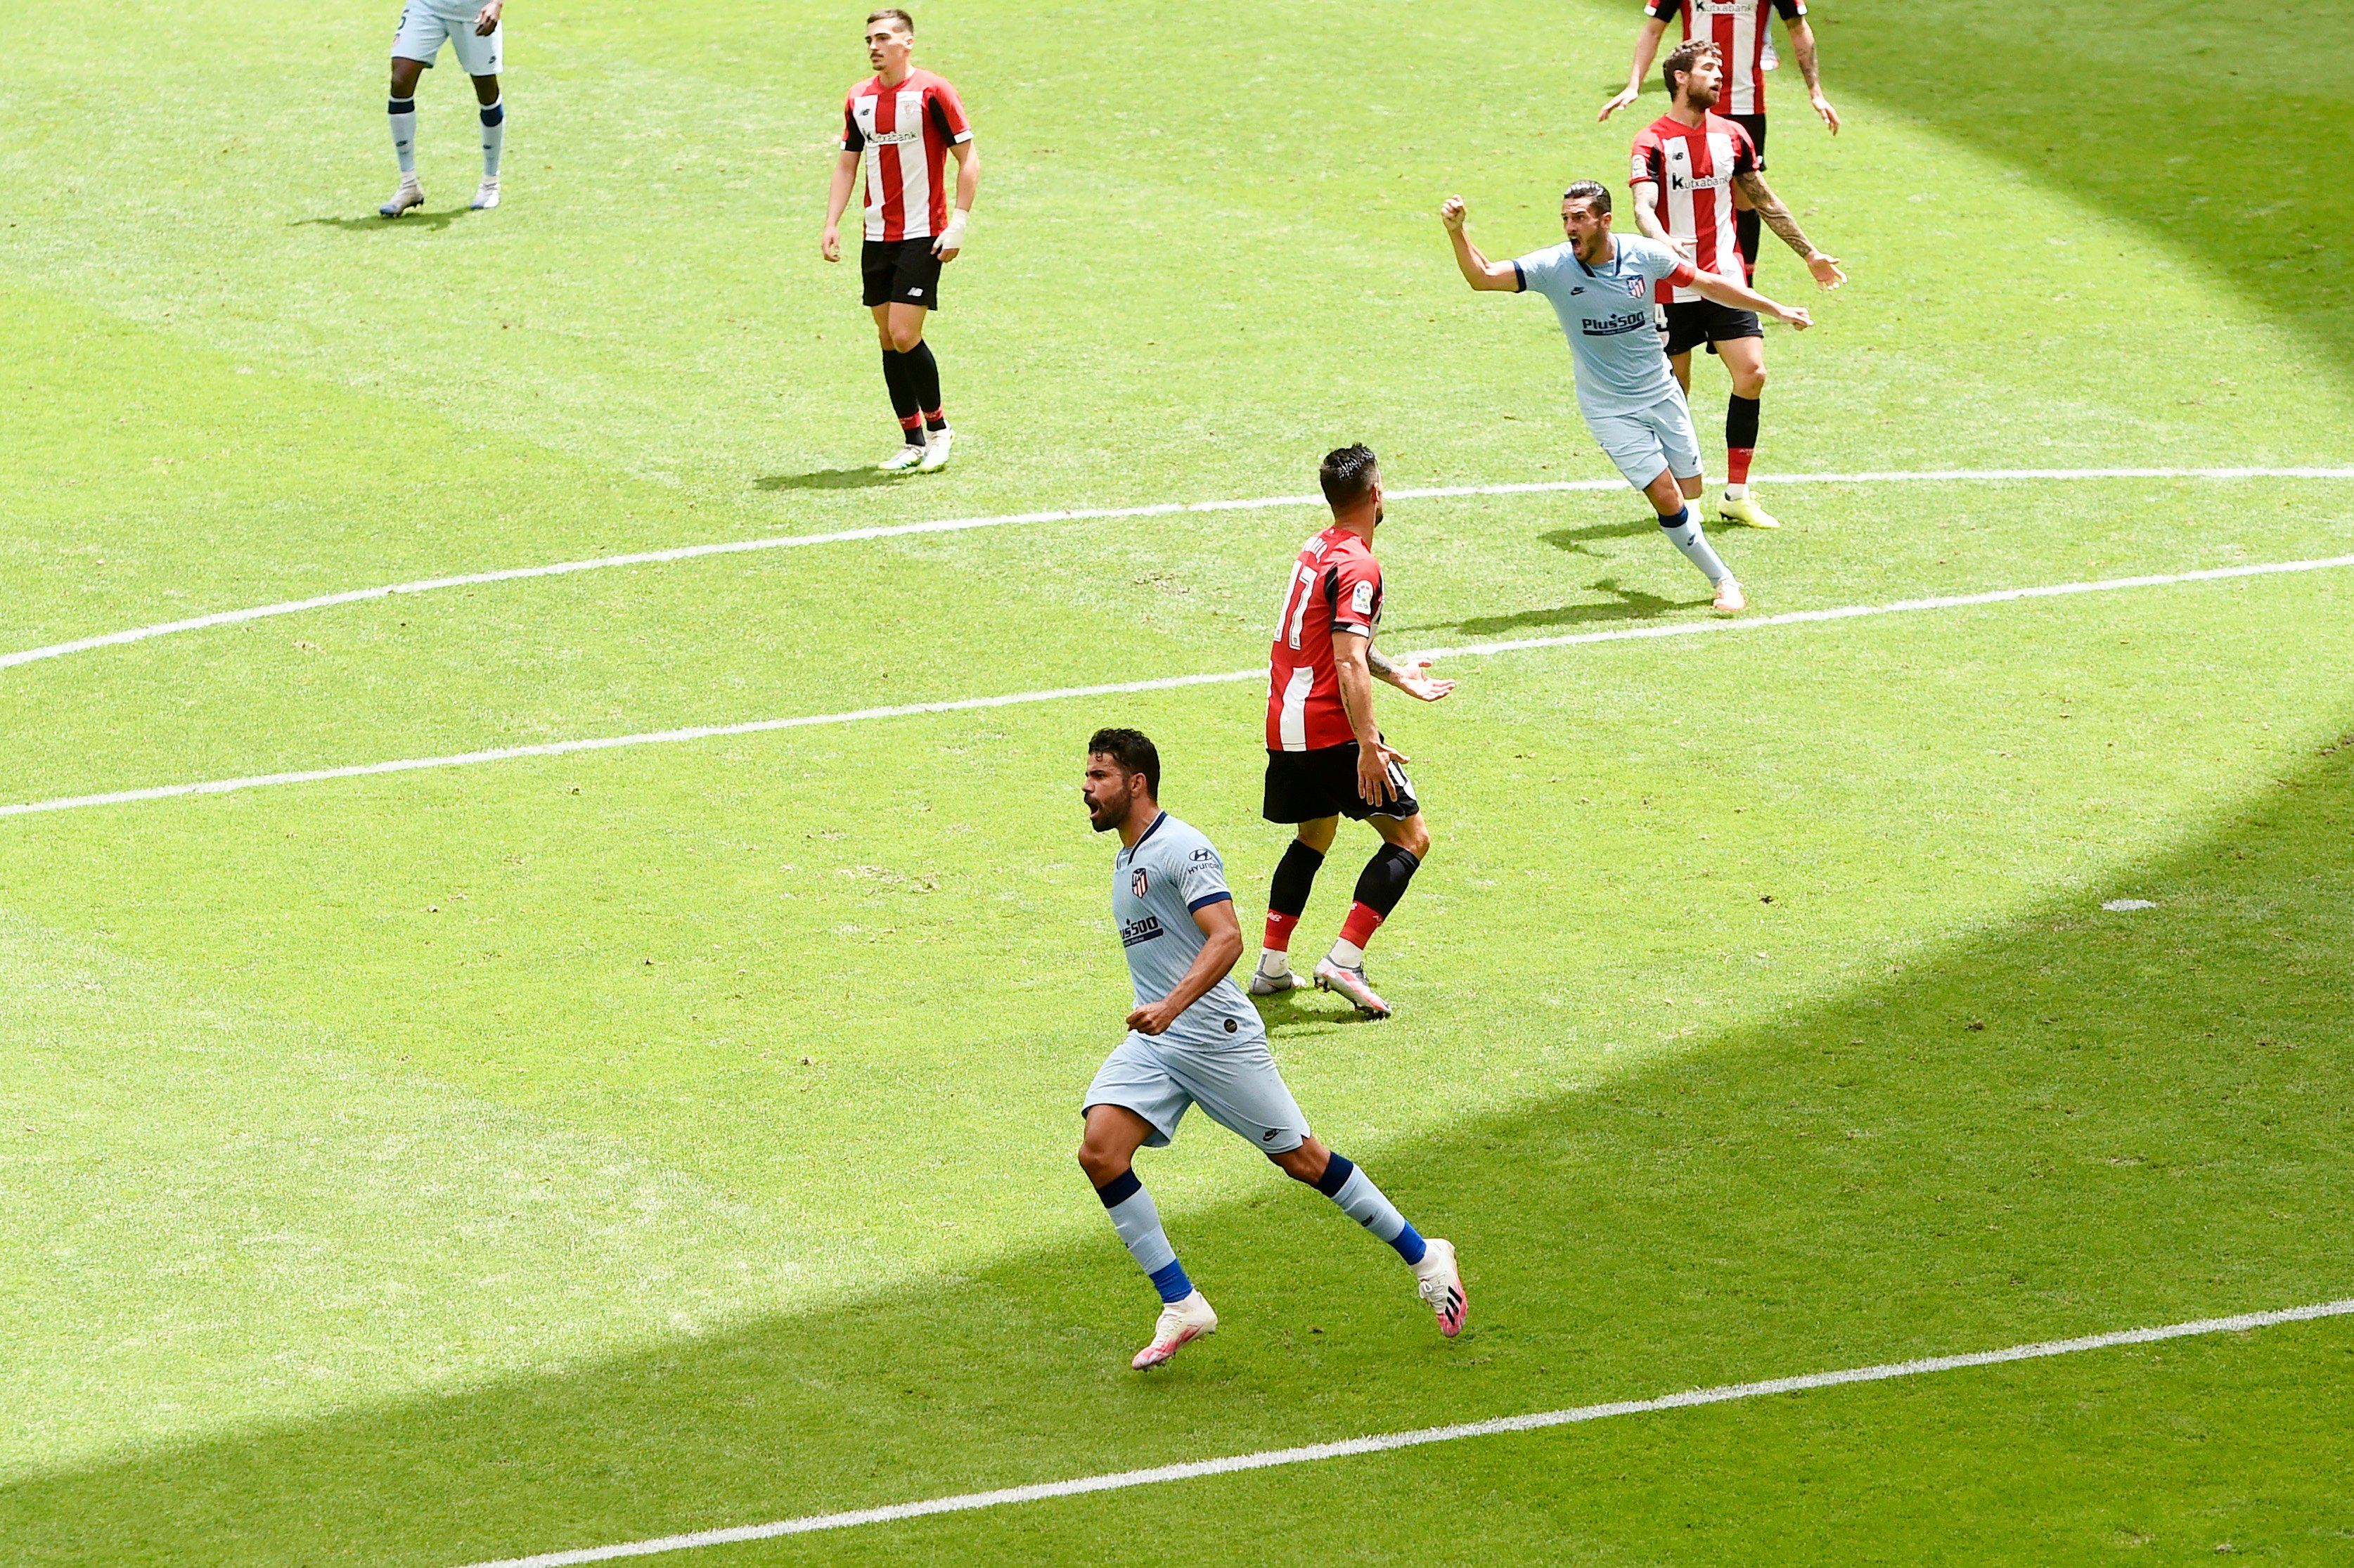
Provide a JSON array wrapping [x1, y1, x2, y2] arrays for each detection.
[[7, 465, 2349, 675], [452, 1294, 2354, 1566], [6, 551, 2350, 821]]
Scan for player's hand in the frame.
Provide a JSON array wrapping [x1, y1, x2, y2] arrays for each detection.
[[932, 239, 961, 262], [1813, 94, 1841, 135], [1806, 251, 1846, 290], [1356, 740, 1409, 806], [1439, 196, 1467, 233], [1597, 87, 1639, 122], [1126, 1001, 1180, 1036], [1775, 303, 1815, 331], [473, 0, 501, 37], [821, 225, 841, 263], [1389, 659, 1455, 702]]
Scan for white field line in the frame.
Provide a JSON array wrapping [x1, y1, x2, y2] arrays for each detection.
[[6, 551, 2353, 823], [454, 1295, 2354, 1567], [8, 465, 2352, 676]]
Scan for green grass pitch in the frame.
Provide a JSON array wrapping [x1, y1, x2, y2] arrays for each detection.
[[4, 0, 2353, 1561]]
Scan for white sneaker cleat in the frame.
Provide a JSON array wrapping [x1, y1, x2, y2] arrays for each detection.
[[876, 441, 928, 473], [918, 427, 955, 472], [1712, 576, 1747, 615], [470, 179, 501, 210], [1132, 1289, 1218, 1370], [1717, 494, 1780, 529], [380, 178, 425, 218], [1247, 966, 1305, 997], [1413, 1237, 1468, 1338], [1313, 958, 1391, 1018]]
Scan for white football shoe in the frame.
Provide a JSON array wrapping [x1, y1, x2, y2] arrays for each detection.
[[1247, 965, 1305, 997], [1712, 576, 1747, 615], [877, 441, 928, 473], [1313, 957, 1392, 1018], [1413, 1237, 1468, 1337], [379, 177, 425, 218], [918, 427, 955, 472], [1132, 1289, 1218, 1370], [470, 179, 501, 211]]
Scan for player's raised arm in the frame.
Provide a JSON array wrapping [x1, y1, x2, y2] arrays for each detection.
[[1730, 169, 1844, 288], [1787, 15, 1840, 134], [1688, 267, 1812, 331], [1440, 198, 1520, 292], [1600, 15, 1671, 122]]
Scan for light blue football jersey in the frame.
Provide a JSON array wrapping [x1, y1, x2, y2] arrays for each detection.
[[1514, 235, 1691, 414], [1112, 812, 1263, 1049]]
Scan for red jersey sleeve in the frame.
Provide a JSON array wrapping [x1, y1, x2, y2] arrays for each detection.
[[1325, 555, 1382, 638], [1630, 127, 1664, 189], [1729, 119, 1760, 175], [926, 77, 974, 144], [840, 92, 865, 152]]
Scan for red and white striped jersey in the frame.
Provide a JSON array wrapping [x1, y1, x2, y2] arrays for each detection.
[[1630, 113, 1759, 301], [1645, 0, 1806, 118], [840, 69, 972, 242], [1266, 527, 1383, 753]]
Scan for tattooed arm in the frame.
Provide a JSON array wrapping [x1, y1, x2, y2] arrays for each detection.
[[1732, 169, 1846, 289], [1368, 645, 1455, 702]]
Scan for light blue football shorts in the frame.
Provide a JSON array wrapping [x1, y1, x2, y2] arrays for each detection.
[[1585, 390, 1704, 489], [392, 0, 503, 74], [1083, 1029, 1310, 1155]]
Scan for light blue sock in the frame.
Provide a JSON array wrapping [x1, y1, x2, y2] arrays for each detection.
[[1659, 505, 1730, 584], [1096, 1169, 1193, 1303], [388, 97, 418, 176], [479, 98, 505, 179], [1316, 1153, 1427, 1266]]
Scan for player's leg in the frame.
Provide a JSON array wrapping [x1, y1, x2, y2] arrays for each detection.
[[1313, 803, 1427, 1018], [1596, 406, 1737, 608], [1252, 809, 1337, 996], [468, 75, 504, 209], [381, 50, 430, 217], [1267, 1137, 1465, 1337], [875, 271, 953, 470], [1078, 1052, 1215, 1369], [1667, 349, 1694, 395], [1711, 331, 1776, 528], [869, 295, 929, 469]]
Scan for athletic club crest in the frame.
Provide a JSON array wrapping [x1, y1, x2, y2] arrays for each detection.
[[1131, 868, 1150, 898]]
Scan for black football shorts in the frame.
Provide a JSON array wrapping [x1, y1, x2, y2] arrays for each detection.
[[1263, 741, 1422, 824], [861, 237, 944, 309]]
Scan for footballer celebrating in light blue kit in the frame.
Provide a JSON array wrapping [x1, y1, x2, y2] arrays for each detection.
[[1441, 181, 1813, 613], [1076, 728, 1466, 1370]]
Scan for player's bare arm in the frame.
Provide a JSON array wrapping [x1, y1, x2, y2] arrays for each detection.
[[1368, 647, 1455, 702], [1439, 198, 1519, 291], [1124, 898, 1245, 1036], [1690, 268, 1813, 330], [821, 148, 859, 262], [473, 0, 503, 37], [932, 139, 979, 262], [1787, 18, 1839, 134], [1333, 630, 1408, 805], [1599, 16, 1670, 122], [1730, 169, 1844, 288]]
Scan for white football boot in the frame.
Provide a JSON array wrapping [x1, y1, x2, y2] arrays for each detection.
[[380, 176, 425, 218], [1712, 576, 1747, 615], [1313, 957, 1392, 1018], [470, 178, 501, 211], [1413, 1238, 1468, 1338], [877, 441, 928, 473], [1247, 958, 1304, 996], [1132, 1289, 1218, 1370], [918, 426, 955, 472]]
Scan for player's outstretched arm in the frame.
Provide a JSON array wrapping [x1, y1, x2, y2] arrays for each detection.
[[1690, 268, 1813, 331], [1124, 899, 1246, 1036], [1440, 198, 1519, 292], [1730, 169, 1845, 288], [1600, 17, 1670, 122], [934, 139, 978, 260], [1787, 19, 1839, 134], [1370, 647, 1455, 702], [1630, 181, 1674, 248], [821, 149, 858, 262]]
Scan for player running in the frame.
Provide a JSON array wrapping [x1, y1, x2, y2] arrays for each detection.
[[1442, 183, 1813, 612], [380, 0, 507, 217], [1076, 728, 1466, 1369], [822, 8, 979, 474], [1630, 39, 1844, 531], [1600, 0, 1840, 278], [1249, 446, 1454, 1020]]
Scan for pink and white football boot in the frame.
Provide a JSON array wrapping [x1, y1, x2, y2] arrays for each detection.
[[1413, 1238, 1467, 1337], [1132, 1289, 1218, 1370]]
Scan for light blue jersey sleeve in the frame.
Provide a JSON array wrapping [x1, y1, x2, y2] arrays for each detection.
[[1513, 243, 1575, 300], [1176, 836, 1233, 914]]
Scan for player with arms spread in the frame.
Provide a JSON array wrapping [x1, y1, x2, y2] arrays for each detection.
[[823, 8, 979, 473], [1076, 728, 1466, 1370], [1443, 182, 1814, 612], [380, 0, 508, 217], [1250, 446, 1455, 1020], [1631, 39, 1844, 531]]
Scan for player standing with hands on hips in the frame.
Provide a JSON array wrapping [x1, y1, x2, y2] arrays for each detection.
[[823, 9, 979, 473], [380, 0, 508, 216]]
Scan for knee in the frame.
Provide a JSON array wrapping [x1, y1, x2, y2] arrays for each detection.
[[1734, 365, 1768, 399], [1075, 1139, 1124, 1187], [889, 325, 925, 354], [1395, 823, 1431, 861]]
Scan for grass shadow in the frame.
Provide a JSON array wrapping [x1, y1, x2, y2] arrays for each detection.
[[1398, 578, 1707, 638], [6, 733, 2352, 1564], [754, 467, 908, 492], [294, 210, 472, 234]]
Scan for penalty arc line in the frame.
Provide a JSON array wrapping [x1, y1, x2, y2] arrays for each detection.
[[6, 551, 2353, 822], [5, 465, 2352, 676], [452, 1296, 2354, 1567]]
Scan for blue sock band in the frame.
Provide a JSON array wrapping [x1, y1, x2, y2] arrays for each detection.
[[1661, 506, 1691, 531], [388, 97, 415, 114], [1095, 1169, 1142, 1209], [1313, 1152, 1356, 1197], [1389, 1219, 1428, 1266], [480, 100, 504, 127], [1147, 1259, 1193, 1304]]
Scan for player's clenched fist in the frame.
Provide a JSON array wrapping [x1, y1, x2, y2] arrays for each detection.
[[1439, 196, 1468, 233]]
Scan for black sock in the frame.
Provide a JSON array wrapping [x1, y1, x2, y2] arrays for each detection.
[[1727, 393, 1761, 452], [880, 349, 922, 442], [1351, 844, 1421, 919], [1736, 208, 1761, 278], [1268, 839, 1325, 920], [904, 340, 945, 428]]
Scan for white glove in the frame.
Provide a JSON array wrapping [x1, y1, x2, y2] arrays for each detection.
[[937, 209, 969, 250]]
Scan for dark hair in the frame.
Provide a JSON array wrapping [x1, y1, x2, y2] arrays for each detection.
[[866, 8, 914, 34], [1088, 727, 1161, 797], [1562, 179, 1612, 214], [1662, 37, 1721, 103], [1319, 444, 1379, 510]]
